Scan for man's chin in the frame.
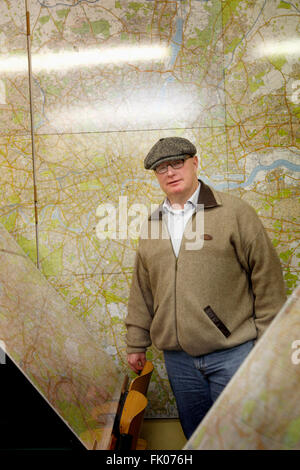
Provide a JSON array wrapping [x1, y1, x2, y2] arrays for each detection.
[[166, 185, 185, 198]]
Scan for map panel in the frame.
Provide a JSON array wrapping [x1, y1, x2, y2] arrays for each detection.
[[0, 223, 124, 450], [222, 0, 300, 126], [225, 122, 300, 295], [0, 1, 30, 136], [222, 0, 300, 296], [0, 135, 37, 258], [34, 127, 228, 416], [27, 0, 224, 133]]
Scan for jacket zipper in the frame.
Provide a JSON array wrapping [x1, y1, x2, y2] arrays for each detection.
[[174, 257, 179, 346]]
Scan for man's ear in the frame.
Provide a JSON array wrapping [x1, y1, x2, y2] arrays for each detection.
[[193, 155, 199, 169]]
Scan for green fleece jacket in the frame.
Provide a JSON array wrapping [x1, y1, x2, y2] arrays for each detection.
[[125, 180, 286, 356]]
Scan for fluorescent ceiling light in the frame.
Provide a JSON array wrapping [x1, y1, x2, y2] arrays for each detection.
[[46, 87, 202, 132], [255, 39, 300, 57], [0, 45, 170, 74]]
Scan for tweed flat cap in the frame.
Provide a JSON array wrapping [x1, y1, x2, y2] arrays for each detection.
[[144, 137, 197, 170]]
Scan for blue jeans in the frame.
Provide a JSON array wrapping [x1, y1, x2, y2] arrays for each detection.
[[164, 340, 254, 439]]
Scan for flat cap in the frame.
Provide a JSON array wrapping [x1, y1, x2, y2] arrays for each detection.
[[144, 137, 197, 170]]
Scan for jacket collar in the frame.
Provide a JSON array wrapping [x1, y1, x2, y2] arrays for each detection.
[[197, 179, 220, 209], [149, 179, 221, 220]]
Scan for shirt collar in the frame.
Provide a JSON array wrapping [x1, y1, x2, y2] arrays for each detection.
[[149, 180, 221, 221]]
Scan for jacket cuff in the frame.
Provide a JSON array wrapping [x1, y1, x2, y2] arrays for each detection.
[[127, 347, 147, 355]]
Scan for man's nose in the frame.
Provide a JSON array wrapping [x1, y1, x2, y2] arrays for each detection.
[[166, 164, 176, 175]]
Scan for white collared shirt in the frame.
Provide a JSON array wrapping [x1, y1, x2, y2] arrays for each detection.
[[162, 182, 201, 257]]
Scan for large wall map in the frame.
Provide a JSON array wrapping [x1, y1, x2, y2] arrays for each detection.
[[0, 0, 299, 418]]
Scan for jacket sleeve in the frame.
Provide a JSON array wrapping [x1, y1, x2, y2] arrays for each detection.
[[125, 250, 154, 354], [246, 226, 286, 340]]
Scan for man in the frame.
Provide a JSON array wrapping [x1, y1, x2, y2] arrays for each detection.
[[125, 137, 286, 439]]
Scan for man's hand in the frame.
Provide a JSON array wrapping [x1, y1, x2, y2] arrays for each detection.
[[127, 352, 146, 374]]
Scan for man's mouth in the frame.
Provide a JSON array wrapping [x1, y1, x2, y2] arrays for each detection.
[[168, 179, 181, 186]]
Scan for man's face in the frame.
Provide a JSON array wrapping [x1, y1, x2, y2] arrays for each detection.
[[154, 155, 199, 201]]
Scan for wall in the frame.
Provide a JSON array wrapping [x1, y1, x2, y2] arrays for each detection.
[[0, 0, 299, 418]]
